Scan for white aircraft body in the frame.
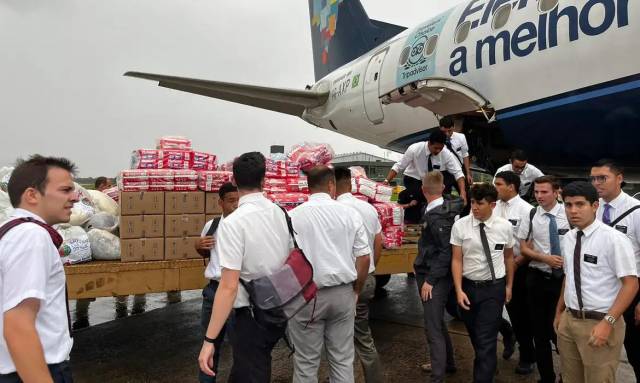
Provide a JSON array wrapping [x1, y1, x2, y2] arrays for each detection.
[[126, 0, 639, 175]]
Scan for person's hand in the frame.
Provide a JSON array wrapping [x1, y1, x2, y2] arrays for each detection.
[[589, 320, 612, 347], [382, 179, 390, 185], [505, 286, 512, 304], [461, 194, 467, 206], [198, 341, 216, 377], [634, 302, 640, 326], [420, 282, 433, 302], [196, 236, 215, 251], [467, 174, 474, 185], [546, 255, 564, 269], [409, 200, 418, 207], [457, 290, 471, 310]]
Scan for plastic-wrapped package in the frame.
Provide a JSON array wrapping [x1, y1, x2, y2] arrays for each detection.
[[102, 186, 120, 202], [372, 202, 404, 228], [355, 177, 377, 199], [70, 183, 96, 226], [87, 229, 121, 260], [130, 149, 160, 169], [287, 143, 334, 171], [0, 190, 14, 223], [172, 169, 198, 183], [56, 224, 92, 265], [373, 184, 393, 203], [353, 194, 369, 202], [198, 171, 233, 192], [156, 136, 192, 150], [264, 178, 288, 194], [382, 226, 404, 249], [83, 212, 119, 233], [172, 183, 198, 192], [87, 190, 119, 216], [286, 177, 308, 193], [0, 167, 14, 192], [267, 193, 308, 211], [192, 151, 217, 171], [349, 166, 367, 179]]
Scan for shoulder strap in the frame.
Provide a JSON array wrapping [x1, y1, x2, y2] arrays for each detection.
[[0, 218, 30, 240], [526, 207, 536, 241], [610, 205, 640, 227], [206, 217, 222, 237], [279, 206, 299, 249]]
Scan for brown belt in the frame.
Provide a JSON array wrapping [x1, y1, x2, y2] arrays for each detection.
[[567, 308, 606, 320]]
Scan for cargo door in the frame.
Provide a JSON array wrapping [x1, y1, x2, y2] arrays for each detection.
[[363, 49, 388, 124]]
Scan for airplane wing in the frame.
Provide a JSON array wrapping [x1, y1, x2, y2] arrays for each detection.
[[124, 71, 329, 116]]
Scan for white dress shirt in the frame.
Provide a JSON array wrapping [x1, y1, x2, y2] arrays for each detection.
[[562, 220, 637, 313], [494, 163, 544, 197], [203, 215, 224, 281], [517, 202, 570, 273], [448, 131, 469, 162], [451, 213, 515, 281], [597, 191, 640, 276], [289, 193, 371, 288], [337, 193, 382, 274], [216, 193, 292, 308], [494, 195, 533, 257], [0, 209, 73, 374], [392, 141, 464, 181], [426, 197, 444, 213]]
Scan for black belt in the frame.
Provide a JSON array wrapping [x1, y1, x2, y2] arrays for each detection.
[[208, 280, 220, 287], [463, 277, 505, 287], [530, 267, 553, 279], [567, 308, 606, 320]]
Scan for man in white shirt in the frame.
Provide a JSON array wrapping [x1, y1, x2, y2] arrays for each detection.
[[590, 159, 640, 380], [288, 166, 371, 383], [198, 152, 291, 382], [385, 130, 467, 221], [451, 183, 515, 383], [439, 116, 473, 186], [334, 167, 383, 383], [494, 171, 536, 375], [554, 181, 638, 383], [494, 150, 544, 202], [194, 182, 238, 383], [518, 175, 568, 383], [0, 155, 78, 382]]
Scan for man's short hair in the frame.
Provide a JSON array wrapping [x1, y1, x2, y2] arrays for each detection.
[[218, 182, 238, 199], [534, 175, 560, 190], [510, 149, 528, 162], [593, 158, 624, 176], [470, 182, 498, 203], [94, 176, 108, 190], [422, 171, 444, 194], [495, 171, 521, 193], [333, 166, 351, 184], [8, 155, 77, 208], [232, 152, 265, 190], [439, 116, 454, 128], [428, 130, 447, 145], [306, 166, 335, 190], [562, 181, 599, 204]]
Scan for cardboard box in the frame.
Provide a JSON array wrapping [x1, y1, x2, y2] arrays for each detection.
[[120, 238, 165, 262], [165, 237, 202, 260], [205, 193, 223, 214], [120, 192, 164, 215], [205, 214, 222, 223], [120, 215, 164, 239], [165, 214, 206, 237], [165, 191, 205, 214]]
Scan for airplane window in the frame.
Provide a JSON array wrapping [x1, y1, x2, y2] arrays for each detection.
[[399, 46, 410, 66], [538, 0, 559, 12], [454, 21, 471, 45], [492, 3, 511, 30], [424, 35, 438, 56]]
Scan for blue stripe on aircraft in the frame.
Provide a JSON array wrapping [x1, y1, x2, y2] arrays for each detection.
[[498, 79, 640, 120]]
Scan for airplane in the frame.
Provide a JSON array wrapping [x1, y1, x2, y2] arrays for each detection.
[[125, 0, 640, 180]]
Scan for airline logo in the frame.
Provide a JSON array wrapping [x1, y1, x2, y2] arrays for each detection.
[[311, 0, 344, 65]]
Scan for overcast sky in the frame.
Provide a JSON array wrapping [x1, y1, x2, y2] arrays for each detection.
[[0, 0, 464, 176]]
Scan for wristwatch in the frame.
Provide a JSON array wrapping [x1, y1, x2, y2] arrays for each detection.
[[204, 335, 217, 344], [604, 314, 616, 326]]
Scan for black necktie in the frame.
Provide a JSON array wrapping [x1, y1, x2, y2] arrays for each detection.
[[573, 231, 584, 311], [479, 222, 496, 281], [427, 154, 433, 172]]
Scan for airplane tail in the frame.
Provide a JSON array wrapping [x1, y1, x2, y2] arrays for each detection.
[[308, 0, 406, 81]]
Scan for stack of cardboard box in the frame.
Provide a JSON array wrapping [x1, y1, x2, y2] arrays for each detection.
[[119, 191, 223, 262]]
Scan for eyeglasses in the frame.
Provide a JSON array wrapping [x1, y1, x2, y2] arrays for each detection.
[[589, 175, 609, 184]]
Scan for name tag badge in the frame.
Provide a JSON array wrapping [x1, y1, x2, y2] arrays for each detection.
[[508, 219, 518, 226], [615, 225, 628, 234], [558, 228, 569, 235], [433, 164, 441, 170], [584, 254, 598, 264], [494, 243, 505, 251]]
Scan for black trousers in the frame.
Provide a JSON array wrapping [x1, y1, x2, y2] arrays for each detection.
[[505, 266, 536, 364], [526, 269, 562, 383], [200, 280, 227, 383], [460, 278, 506, 383], [402, 176, 426, 224], [623, 288, 640, 380], [227, 307, 286, 383], [0, 361, 73, 383]]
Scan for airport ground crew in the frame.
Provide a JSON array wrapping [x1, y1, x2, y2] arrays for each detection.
[[451, 183, 515, 383], [518, 176, 568, 383], [590, 159, 640, 380], [494, 150, 544, 202], [554, 181, 638, 383]]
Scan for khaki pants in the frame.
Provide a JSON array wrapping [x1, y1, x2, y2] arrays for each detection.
[[557, 310, 626, 383], [355, 274, 383, 383]]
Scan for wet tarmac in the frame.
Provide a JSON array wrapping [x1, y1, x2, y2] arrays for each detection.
[[70, 275, 636, 382]]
